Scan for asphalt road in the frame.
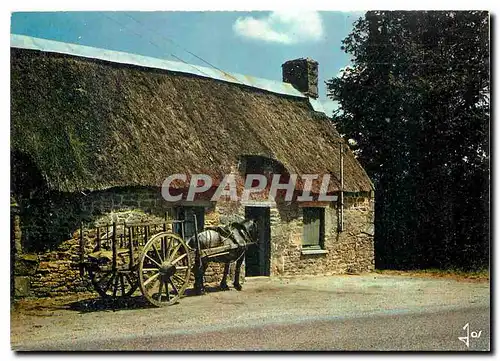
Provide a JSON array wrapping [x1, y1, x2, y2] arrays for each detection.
[[11, 274, 490, 351], [17, 305, 489, 351]]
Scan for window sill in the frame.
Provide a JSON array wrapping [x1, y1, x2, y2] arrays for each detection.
[[301, 249, 329, 255]]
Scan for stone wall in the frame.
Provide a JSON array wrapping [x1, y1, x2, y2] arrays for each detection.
[[207, 196, 374, 280], [273, 196, 375, 276], [236, 196, 374, 278], [14, 187, 220, 297], [13, 188, 374, 298]]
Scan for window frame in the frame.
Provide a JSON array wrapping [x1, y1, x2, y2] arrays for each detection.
[[302, 207, 325, 250], [174, 206, 205, 239]]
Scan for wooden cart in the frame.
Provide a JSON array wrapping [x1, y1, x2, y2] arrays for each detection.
[[78, 215, 242, 307]]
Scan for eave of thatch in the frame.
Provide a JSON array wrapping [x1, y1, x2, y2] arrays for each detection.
[[10, 47, 373, 194]]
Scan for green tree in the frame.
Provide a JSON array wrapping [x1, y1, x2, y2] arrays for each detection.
[[327, 11, 489, 270]]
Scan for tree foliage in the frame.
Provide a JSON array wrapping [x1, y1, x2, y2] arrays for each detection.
[[327, 11, 489, 270]]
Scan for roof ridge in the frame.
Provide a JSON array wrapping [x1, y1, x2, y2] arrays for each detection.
[[10, 33, 324, 113]]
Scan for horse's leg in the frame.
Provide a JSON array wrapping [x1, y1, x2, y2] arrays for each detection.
[[201, 261, 209, 293], [220, 261, 230, 290], [194, 258, 206, 295], [233, 252, 245, 291]]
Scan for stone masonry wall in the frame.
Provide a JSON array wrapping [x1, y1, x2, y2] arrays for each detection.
[[22, 188, 166, 297], [205, 196, 374, 281], [15, 188, 226, 298], [272, 196, 375, 276], [14, 189, 374, 298]]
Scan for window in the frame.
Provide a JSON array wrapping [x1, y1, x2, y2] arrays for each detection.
[[302, 207, 325, 249], [174, 206, 205, 239]]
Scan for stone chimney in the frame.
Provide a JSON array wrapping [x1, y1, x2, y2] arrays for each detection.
[[282, 58, 319, 99]]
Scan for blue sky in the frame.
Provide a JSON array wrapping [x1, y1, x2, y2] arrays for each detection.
[[11, 11, 365, 115]]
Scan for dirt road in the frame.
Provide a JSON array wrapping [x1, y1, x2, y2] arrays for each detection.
[[11, 274, 490, 351]]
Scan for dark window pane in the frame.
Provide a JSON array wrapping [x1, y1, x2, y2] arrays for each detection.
[[175, 207, 205, 239]]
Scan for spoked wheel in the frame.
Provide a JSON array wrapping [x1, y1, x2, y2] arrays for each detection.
[[139, 232, 192, 307], [89, 269, 139, 299]]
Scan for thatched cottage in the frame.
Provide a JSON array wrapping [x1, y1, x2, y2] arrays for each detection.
[[11, 34, 374, 298]]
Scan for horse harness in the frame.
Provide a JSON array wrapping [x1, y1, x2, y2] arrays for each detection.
[[206, 222, 256, 250]]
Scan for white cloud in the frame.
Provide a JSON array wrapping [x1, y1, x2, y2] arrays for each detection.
[[233, 11, 324, 45]]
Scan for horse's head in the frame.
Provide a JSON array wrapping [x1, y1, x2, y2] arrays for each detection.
[[241, 218, 258, 244]]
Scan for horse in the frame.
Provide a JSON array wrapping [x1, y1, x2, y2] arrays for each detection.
[[187, 219, 258, 294]]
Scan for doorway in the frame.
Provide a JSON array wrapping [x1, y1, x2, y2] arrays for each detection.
[[245, 206, 271, 277]]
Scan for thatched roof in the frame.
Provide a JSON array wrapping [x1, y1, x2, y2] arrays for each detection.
[[11, 35, 373, 194]]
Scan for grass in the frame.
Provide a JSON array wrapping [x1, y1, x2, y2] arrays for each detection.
[[375, 268, 489, 282]]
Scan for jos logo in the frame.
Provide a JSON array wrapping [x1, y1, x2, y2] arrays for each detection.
[[458, 323, 482, 348]]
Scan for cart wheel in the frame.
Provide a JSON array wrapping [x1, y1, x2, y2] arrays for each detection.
[[89, 269, 139, 299], [139, 232, 192, 307]]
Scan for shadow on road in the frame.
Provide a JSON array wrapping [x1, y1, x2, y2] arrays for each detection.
[[66, 285, 234, 313], [67, 296, 154, 313]]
